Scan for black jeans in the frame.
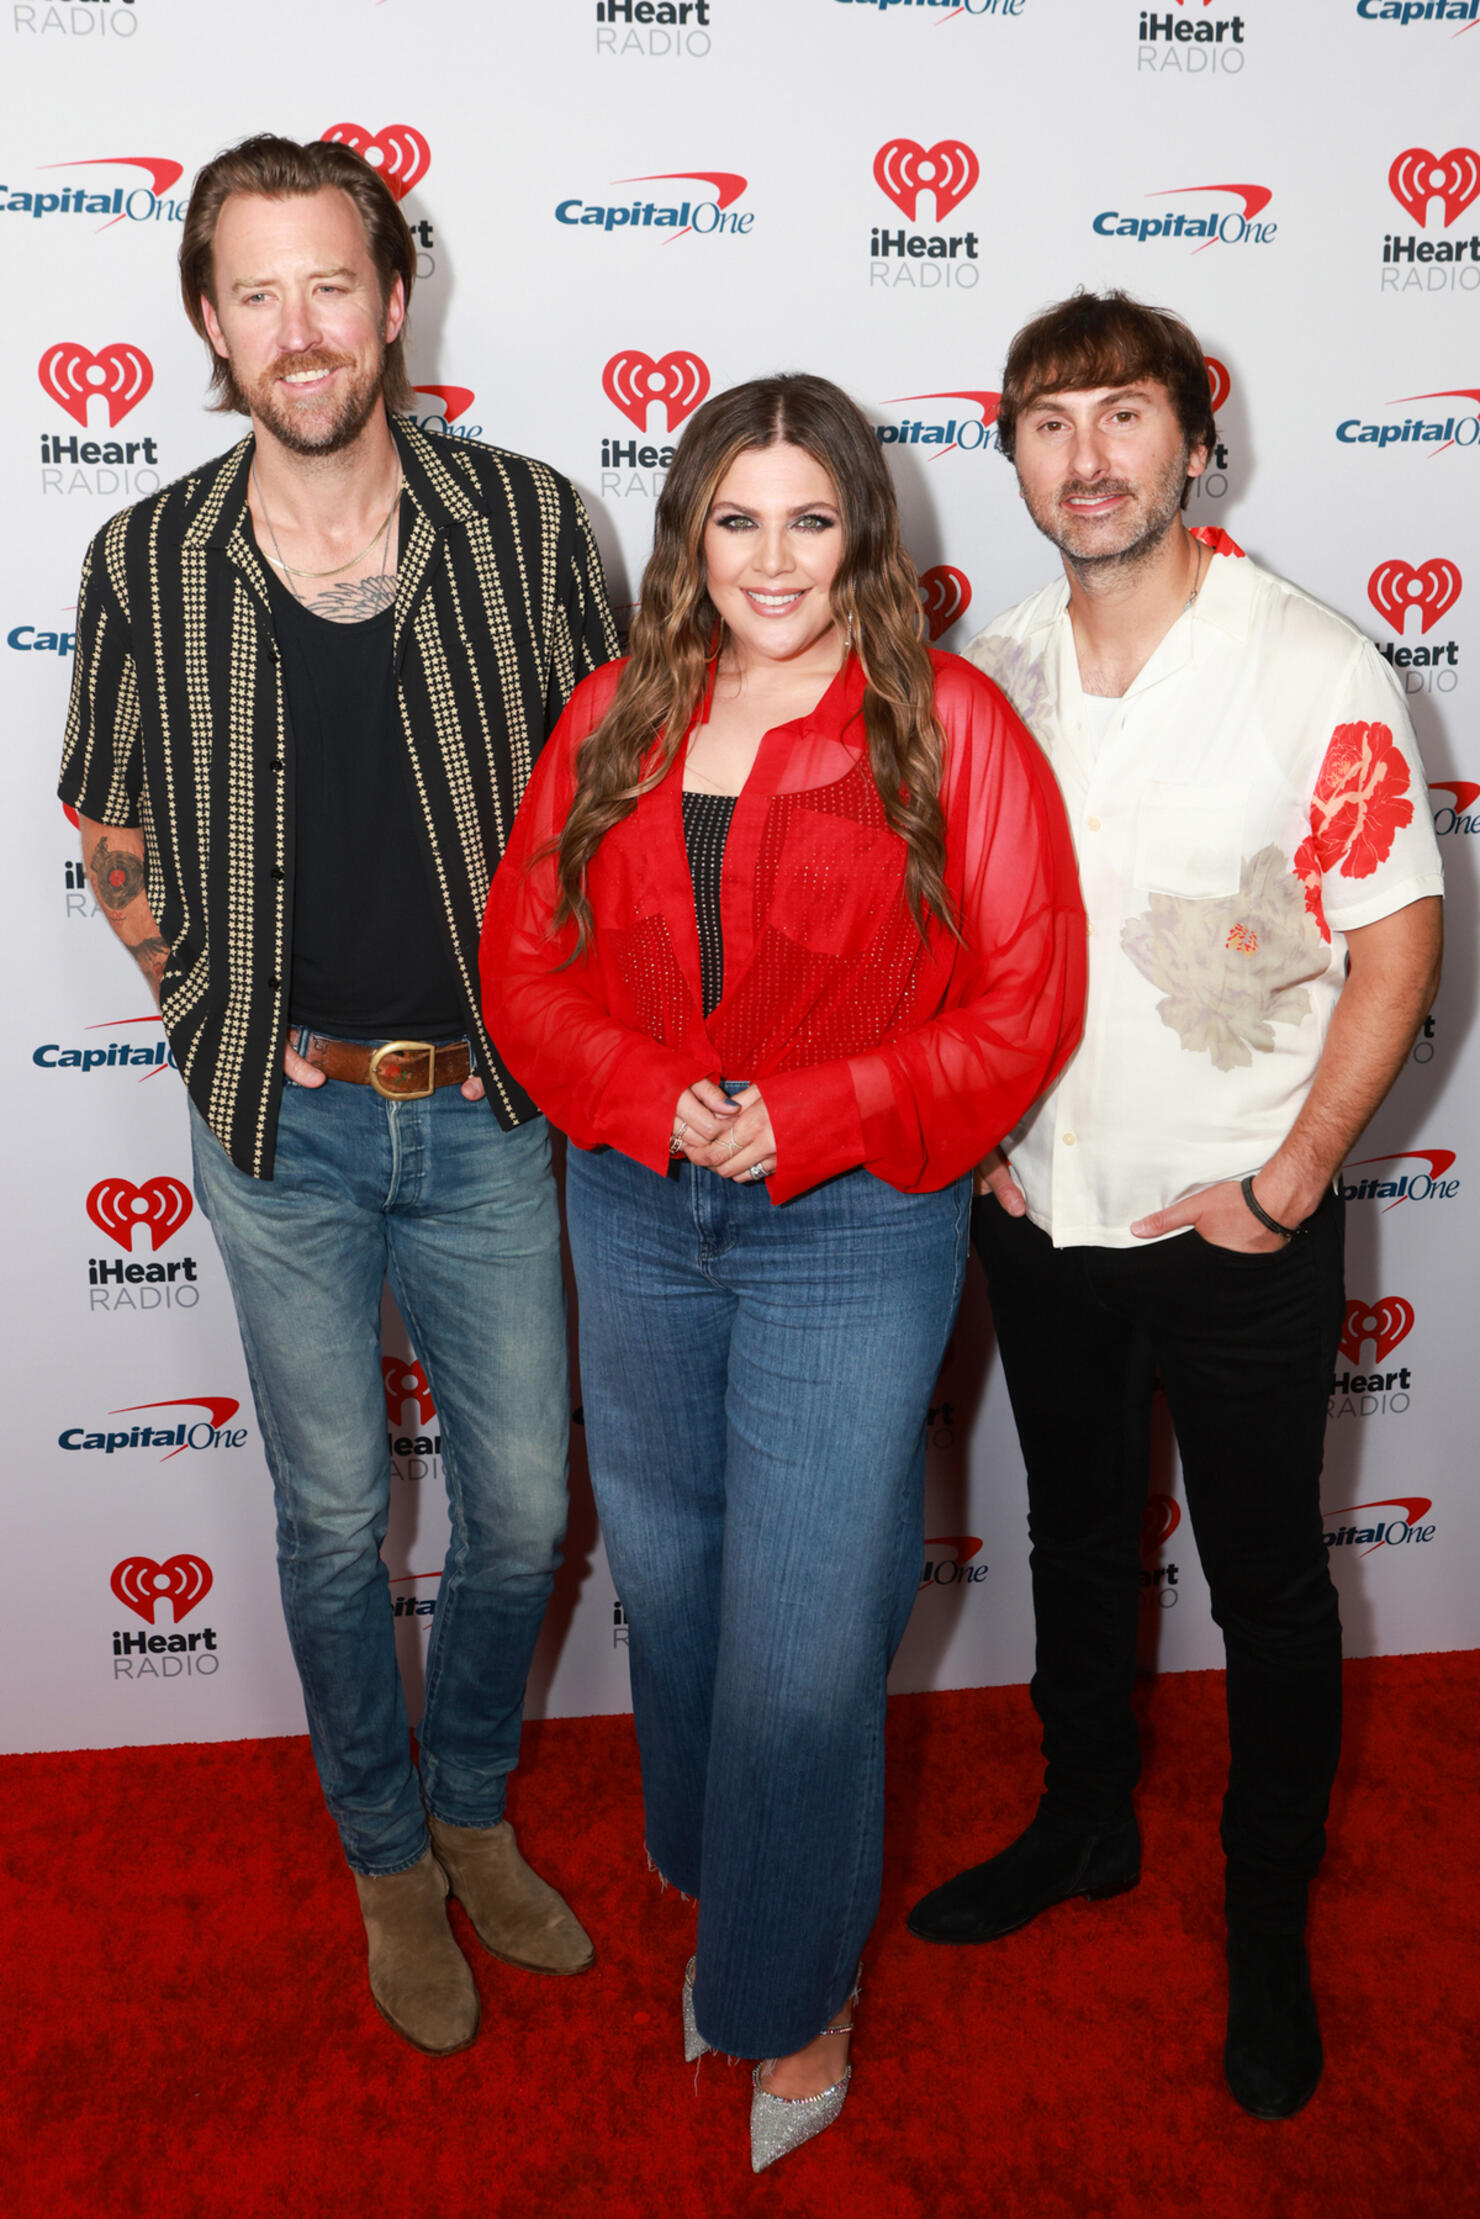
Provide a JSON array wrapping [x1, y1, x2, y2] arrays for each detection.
[[976, 1191, 1346, 1933]]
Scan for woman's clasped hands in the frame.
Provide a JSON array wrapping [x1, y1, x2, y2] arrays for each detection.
[[671, 1078, 776, 1183]]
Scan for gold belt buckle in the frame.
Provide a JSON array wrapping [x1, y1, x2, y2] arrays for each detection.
[[367, 1040, 437, 1099]]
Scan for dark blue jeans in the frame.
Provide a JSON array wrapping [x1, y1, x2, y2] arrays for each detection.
[[190, 1078, 569, 1874], [566, 1140, 970, 2057], [976, 1191, 1346, 1933]]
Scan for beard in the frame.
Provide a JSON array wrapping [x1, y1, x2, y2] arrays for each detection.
[[1024, 443, 1191, 577], [240, 343, 386, 458]]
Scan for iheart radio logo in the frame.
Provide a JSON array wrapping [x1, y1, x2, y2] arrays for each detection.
[[111, 1553, 213, 1624], [1389, 147, 1480, 227], [1141, 1493, 1181, 1554], [411, 385, 475, 426], [1431, 780, 1480, 812], [602, 349, 710, 432], [37, 342, 153, 428], [1205, 356, 1231, 412], [321, 123, 431, 202], [383, 1355, 436, 1427], [1367, 558, 1462, 635], [874, 139, 979, 223], [1339, 1297, 1416, 1366], [86, 1176, 193, 1253], [919, 565, 972, 640]]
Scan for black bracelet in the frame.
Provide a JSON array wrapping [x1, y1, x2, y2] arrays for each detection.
[[1240, 1174, 1305, 1241]]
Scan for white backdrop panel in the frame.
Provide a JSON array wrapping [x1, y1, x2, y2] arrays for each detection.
[[2, 0, 1472, 1753]]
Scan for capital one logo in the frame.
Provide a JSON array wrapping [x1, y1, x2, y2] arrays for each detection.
[[920, 1534, 986, 1588], [1323, 1497, 1435, 1559], [1141, 1492, 1181, 1555], [111, 1553, 213, 1624], [878, 390, 1001, 459], [1339, 1297, 1415, 1365], [321, 123, 430, 202], [383, 1356, 436, 1427], [874, 139, 979, 222], [1431, 779, 1479, 820], [37, 342, 153, 428], [411, 385, 475, 426], [1389, 147, 1480, 226], [919, 565, 971, 640], [1342, 1148, 1459, 1207], [1205, 356, 1231, 412], [602, 350, 710, 432], [1368, 558, 1462, 634], [86, 1175, 193, 1253]]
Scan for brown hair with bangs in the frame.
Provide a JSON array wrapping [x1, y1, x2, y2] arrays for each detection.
[[553, 372, 955, 953], [996, 289, 1217, 505], [179, 133, 416, 414]]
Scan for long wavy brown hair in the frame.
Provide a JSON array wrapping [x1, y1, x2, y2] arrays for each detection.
[[554, 373, 954, 949]]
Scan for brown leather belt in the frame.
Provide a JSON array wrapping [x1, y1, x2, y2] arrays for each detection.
[[297, 1034, 473, 1099]]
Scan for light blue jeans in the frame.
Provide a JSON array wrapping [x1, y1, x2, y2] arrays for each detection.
[[189, 1075, 569, 1874], [565, 1135, 969, 2058]]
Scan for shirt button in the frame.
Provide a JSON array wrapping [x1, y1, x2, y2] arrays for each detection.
[[269, 974, 281, 990], [269, 866, 284, 882], [1062, 1132, 1076, 1146], [271, 758, 285, 773], [1086, 816, 1101, 832]]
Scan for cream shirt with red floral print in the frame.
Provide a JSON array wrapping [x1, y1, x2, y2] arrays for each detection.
[[968, 535, 1444, 1248]]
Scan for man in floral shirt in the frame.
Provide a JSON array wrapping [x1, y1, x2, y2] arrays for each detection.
[[908, 292, 1443, 2121]]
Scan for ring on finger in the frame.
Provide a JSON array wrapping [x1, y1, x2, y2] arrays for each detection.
[[747, 1161, 769, 1182], [669, 1118, 688, 1157], [727, 1129, 740, 1155]]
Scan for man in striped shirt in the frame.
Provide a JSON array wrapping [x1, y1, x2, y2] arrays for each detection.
[[60, 134, 617, 2057]]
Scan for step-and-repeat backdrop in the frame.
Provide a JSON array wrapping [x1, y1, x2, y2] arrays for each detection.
[[3, 0, 1473, 1755]]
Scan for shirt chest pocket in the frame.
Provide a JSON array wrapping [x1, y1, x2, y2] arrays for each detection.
[[1132, 780, 1247, 899]]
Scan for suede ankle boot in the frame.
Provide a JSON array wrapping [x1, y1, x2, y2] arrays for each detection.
[[427, 1815, 595, 1975], [907, 1801, 1141, 1944], [352, 1848, 480, 2055]]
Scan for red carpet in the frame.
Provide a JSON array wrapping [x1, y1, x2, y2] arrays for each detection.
[[6, 1653, 1478, 2219]]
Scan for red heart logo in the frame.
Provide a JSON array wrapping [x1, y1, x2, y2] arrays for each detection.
[[601, 349, 711, 433], [1367, 558, 1462, 637], [383, 1355, 437, 1427], [1389, 146, 1480, 227], [873, 139, 979, 223], [37, 341, 153, 428], [1431, 779, 1480, 813], [86, 1175, 193, 1253], [1140, 1493, 1181, 1554], [919, 565, 973, 642], [1205, 356, 1231, 414], [1339, 1298, 1416, 1366], [110, 1553, 214, 1624], [321, 122, 431, 202]]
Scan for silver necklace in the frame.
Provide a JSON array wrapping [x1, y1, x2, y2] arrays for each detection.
[[1183, 539, 1208, 613], [251, 464, 401, 604]]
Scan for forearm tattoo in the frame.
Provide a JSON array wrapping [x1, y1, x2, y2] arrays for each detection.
[[88, 834, 146, 912], [132, 935, 169, 986]]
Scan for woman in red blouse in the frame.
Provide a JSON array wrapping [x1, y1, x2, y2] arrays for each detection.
[[481, 375, 1084, 2170]]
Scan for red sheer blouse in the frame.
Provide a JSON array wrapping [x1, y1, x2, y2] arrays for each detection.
[[480, 651, 1086, 1205]]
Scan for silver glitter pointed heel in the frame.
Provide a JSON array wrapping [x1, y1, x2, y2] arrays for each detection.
[[681, 1956, 711, 2063], [748, 1969, 860, 2174]]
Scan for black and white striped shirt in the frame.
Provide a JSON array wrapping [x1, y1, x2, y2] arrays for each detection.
[[60, 418, 617, 1176]]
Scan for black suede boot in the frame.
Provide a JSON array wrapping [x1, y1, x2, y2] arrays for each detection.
[[906, 1800, 1141, 1944], [1224, 1931, 1323, 2119]]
